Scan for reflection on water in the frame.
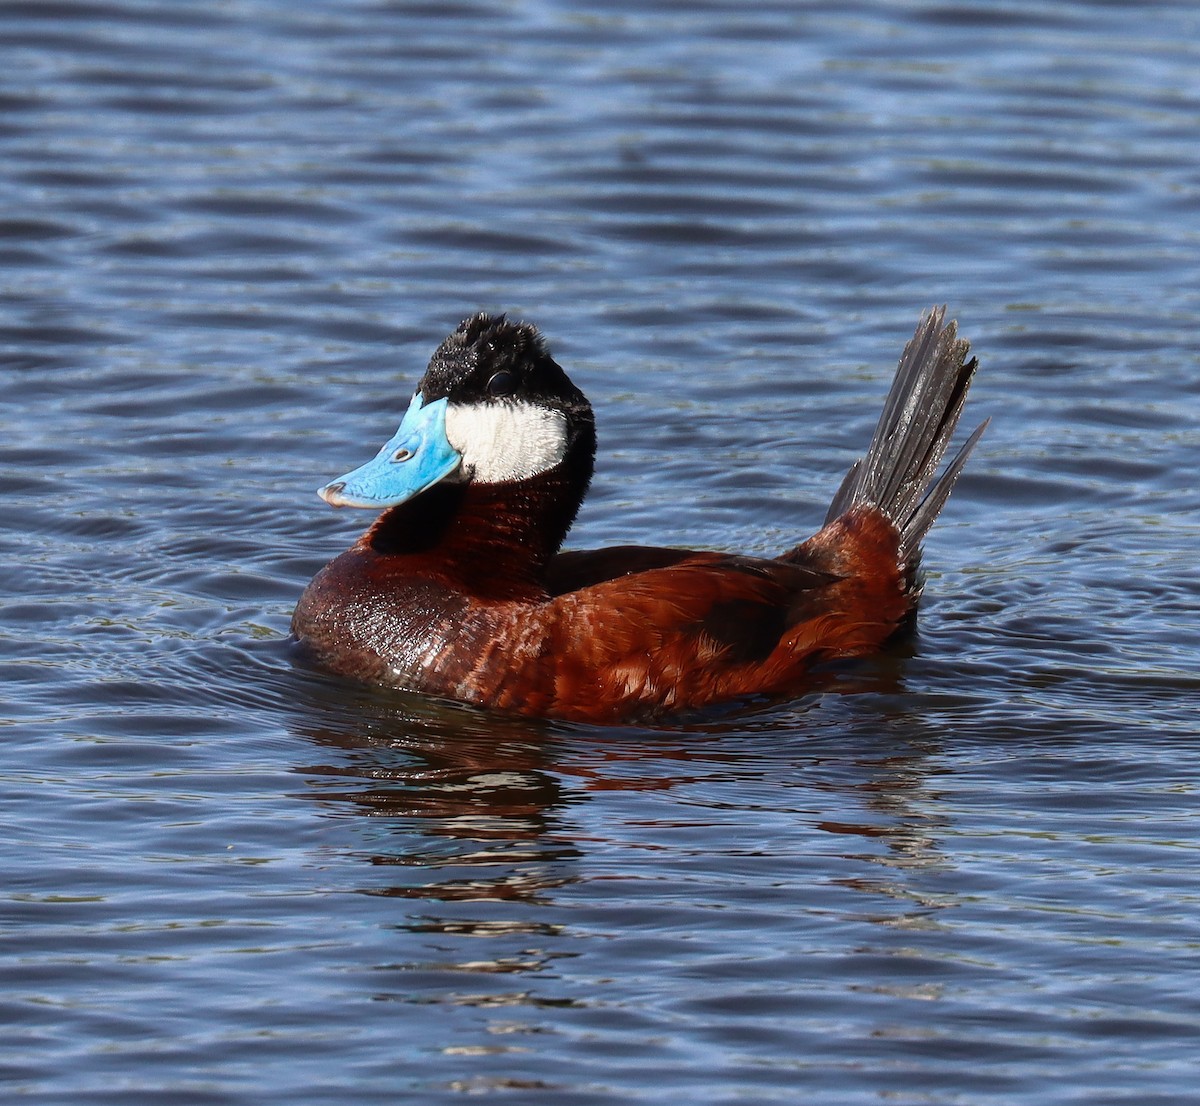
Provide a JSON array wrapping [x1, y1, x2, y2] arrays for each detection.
[[274, 679, 973, 1086], [300, 725, 577, 906], [287, 675, 957, 941]]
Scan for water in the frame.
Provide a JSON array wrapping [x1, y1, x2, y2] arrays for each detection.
[[2, 1, 1199, 1102]]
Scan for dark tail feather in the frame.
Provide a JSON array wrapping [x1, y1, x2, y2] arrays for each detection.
[[825, 307, 987, 562]]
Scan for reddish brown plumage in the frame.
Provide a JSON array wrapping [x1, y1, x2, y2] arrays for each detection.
[[539, 507, 911, 722], [297, 481, 914, 723], [293, 308, 986, 724]]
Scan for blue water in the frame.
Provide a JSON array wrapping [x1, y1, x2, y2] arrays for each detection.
[[2, 1, 1199, 1103]]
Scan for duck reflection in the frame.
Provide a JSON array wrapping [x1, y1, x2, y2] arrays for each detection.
[[285, 659, 952, 928], [290, 677, 580, 907]]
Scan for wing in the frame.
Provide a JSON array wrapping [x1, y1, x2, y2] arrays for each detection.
[[538, 511, 912, 721], [538, 552, 830, 720], [546, 545, 709, 594]]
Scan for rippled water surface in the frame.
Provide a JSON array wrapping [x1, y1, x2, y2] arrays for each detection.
[[3, 1, 1199, 1102]]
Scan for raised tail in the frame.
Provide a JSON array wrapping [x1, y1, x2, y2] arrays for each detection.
[[824, 306, 988, 563]]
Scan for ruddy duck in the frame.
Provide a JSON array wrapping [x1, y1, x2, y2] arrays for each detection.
[[293, 308, 986, 723]]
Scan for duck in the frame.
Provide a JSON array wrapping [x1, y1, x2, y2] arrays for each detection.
[[293, 308, 987, 724]]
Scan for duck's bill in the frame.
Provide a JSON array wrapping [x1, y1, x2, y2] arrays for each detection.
[[318, 394, 462, 509]]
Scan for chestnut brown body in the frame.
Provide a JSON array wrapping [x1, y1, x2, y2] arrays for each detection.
[[293, 308, 985, 724]]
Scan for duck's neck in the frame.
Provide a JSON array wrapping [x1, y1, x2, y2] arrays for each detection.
[[358, 466, 583, 600]]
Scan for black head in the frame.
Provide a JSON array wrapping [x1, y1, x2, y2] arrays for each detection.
[[419, 313, 589, 419], [414, 314, 597, 496], [321, 312, 597, 522]]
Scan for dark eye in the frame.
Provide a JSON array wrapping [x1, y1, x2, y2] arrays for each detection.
[[486, 369, 517, 397]]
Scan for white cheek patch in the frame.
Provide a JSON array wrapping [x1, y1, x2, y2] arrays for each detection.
[[444, 400, 569, 483]]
